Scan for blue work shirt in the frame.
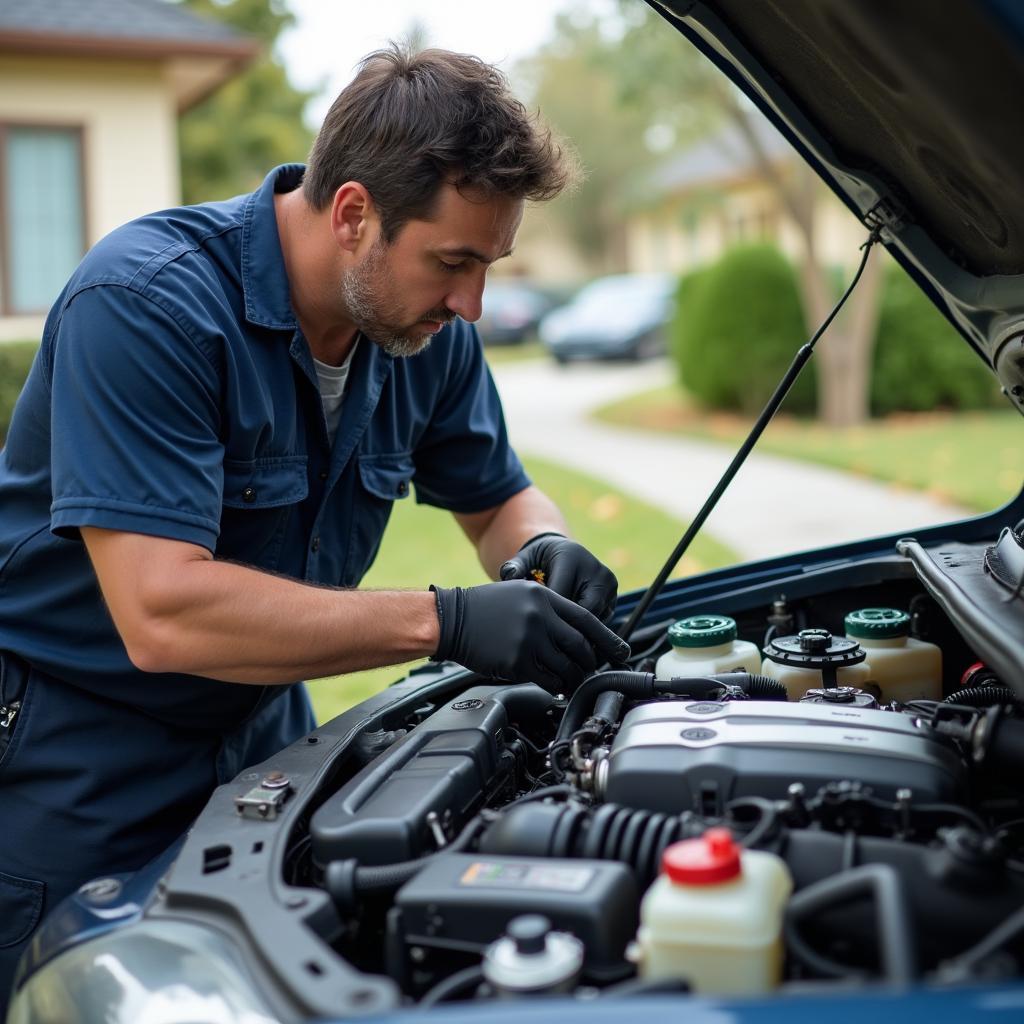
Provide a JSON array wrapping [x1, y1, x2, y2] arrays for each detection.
[[0, 164, 530, 733]]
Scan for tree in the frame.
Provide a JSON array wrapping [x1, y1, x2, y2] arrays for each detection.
[[178, 0, 316, 203], [514, 11, 668, 272], [607, 2, 884, 426]]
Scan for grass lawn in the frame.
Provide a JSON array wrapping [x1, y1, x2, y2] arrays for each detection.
[[482, 340, 545, 365], [307, 454, 737, 723], [594, 384, 1022, 514]]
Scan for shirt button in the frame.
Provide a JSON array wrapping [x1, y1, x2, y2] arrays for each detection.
[[319, 470, 328, 481], [242, 486, 256, 503], [311, 536, 320, 553], [397, 480, 409, 496]]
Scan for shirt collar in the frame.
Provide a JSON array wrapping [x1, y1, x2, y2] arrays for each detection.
[[240, 164, 305, 330]]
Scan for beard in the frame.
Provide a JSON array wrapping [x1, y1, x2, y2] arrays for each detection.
[[341, 236, 452, 358]]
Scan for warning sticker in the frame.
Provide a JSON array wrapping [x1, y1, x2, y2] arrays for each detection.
[[459, 861, 595, 893]]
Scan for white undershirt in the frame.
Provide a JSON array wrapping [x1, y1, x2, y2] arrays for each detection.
[[313, 339, 358, 446]]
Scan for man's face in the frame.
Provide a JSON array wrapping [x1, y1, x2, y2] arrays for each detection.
[[341, 184, 523, 357]]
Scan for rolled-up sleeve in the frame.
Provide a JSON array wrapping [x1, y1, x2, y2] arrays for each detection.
[[48, 284, 225, 550], [411, 321, 530, 513]]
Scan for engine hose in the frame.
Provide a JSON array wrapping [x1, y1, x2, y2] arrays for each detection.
[[480, 799, 771, 889], [743, 675, 789, 700], [945, 685, 1020, 708], [553, 672, 656, 748], [325, 816, 482, 911], [784, 864, 917, 985], [554, 672, 786, 750]]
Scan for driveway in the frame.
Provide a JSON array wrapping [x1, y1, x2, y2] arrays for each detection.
[[491, 357, 974, 562]]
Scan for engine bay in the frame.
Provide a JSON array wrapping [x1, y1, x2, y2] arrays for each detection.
[[134, 526, 1024, 1019]]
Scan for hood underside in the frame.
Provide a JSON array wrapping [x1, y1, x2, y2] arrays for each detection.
[[650, 0, 1024, 409]]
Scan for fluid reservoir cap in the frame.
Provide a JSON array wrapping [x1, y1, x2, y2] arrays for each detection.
[[668, 615, 737, 648], [764, 630, 865, 667], [483, 915, 585, 993], [845, 607, 911, 639], [662, 827, 741, 885]]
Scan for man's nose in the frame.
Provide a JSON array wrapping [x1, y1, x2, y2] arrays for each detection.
[[445, 271, 486, 323]]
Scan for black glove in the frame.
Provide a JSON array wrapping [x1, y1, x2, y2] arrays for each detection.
[[431, 580, 630, 694], [499, 532, 618, 622]]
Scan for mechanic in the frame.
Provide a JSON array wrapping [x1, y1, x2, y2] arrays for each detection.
[[0, 45, 628, 1003]]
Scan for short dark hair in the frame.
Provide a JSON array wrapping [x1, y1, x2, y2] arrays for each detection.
[[303, 45, 575, 240]]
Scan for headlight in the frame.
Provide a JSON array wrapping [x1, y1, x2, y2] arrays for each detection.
[[7, 920, 279, 1024]]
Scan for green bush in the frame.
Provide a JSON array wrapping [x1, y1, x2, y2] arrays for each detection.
[[672, 244, 814, 415], [0, 341, 40, 444], [870, 266, 1000, 414]]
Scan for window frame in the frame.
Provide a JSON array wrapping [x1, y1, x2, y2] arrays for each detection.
[[0, 120, 89, 317]]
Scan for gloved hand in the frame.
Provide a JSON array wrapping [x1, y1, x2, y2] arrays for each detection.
[[431, 580, 630, 694], [499, 532, 618, 622]]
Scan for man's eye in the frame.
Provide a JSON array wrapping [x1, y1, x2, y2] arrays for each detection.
[[439, 260, 464, 273]]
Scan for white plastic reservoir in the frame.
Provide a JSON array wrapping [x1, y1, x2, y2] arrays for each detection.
[[637, 827, 792, 994], [842, 607, 942, 703], [655, 615, 760, 681], [760, 628, 873, 701]]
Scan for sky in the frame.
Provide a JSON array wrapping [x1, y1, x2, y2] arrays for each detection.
[[277, 0, 603, 127]]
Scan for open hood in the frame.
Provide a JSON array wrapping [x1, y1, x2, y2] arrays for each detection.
[[650, 0, 1024, 411]]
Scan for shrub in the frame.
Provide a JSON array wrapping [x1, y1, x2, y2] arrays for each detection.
[[870, 266, 1000, 414], [0, 341, 40, 445], [672, 244, 814, 415]]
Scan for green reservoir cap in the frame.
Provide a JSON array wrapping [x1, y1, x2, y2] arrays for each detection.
[[668, 615, 737, 649], [844, 607, 911, 639]]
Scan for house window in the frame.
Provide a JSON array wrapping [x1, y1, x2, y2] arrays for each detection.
[[1, 125, 86, 315]]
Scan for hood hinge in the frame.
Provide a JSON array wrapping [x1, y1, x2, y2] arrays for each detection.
[[864, 197, 908, 239]]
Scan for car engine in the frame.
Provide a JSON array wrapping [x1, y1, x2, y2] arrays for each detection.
[[208, 549, 1021, 1014]]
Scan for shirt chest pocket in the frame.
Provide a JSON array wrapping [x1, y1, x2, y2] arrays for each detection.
[[344, 452, 415, 584], [218, 456, 309, 566]]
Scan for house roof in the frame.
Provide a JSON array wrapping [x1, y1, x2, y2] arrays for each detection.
[[0, 0, 254, 55], [646, 115, 794, 196], [0, 0, 259, 109]]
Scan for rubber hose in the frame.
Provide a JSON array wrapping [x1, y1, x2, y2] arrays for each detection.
[[741, 675, 788, 700], [945, 686, 1019, 708], [554, 672, 656, 747]]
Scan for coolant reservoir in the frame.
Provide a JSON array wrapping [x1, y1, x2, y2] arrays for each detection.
[[842, 608, 942, 703], [637, 828, 792, 993], [655, 615, 760, 681], [761, 628, 873, 700]]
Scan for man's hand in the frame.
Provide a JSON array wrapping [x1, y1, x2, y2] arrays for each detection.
[[431, 580, 630, 693], [499, 533, 618, 622]]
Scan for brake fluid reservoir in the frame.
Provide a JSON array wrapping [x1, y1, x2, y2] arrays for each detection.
[[637, 828, 792, 993], [761, 628, 872, 700], [655, 615, 760, 680], [842, 608, 942, 703]]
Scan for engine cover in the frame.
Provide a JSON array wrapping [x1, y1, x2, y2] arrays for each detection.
[[600, 700, 966, 815]]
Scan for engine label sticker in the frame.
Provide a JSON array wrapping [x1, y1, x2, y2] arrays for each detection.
[[459, 861, 595, 892]]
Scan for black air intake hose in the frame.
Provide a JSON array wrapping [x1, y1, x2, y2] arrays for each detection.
[[481, 800, 741, 889]]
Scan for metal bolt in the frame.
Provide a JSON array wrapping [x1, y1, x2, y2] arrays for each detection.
[[261, 771, 290, 790]]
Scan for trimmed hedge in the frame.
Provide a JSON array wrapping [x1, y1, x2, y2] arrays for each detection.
[[0, 341, 40, 445], [672, 244, 814, 415], [672, 246, 1001, 417], [870, 266, 1000, 414]]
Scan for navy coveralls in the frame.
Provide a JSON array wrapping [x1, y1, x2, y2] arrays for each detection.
[[0, 164, 529, 998]]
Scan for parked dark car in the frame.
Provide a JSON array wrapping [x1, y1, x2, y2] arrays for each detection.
[[475, 280, 557, 346], [9, 1, 1024, 1022], [539, 272, 675, 363]]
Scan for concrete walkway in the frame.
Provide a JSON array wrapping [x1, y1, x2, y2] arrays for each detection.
[[491, 358, 973, 562]]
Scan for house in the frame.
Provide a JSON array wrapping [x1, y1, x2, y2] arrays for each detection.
[[623, 114, 865, 277], [0, 0, 257, 342]]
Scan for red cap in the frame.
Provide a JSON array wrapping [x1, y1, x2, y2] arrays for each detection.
[[662, 828, 742, 885]]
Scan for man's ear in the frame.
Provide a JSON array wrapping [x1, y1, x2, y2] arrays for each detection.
[[330, 182, 377, 253]]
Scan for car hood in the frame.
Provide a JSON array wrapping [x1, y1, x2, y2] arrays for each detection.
[[650, 0, 1024, 410]]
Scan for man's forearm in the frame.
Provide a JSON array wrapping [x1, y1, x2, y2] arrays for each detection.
[[467, 485, 569, 579], [82, 527, 439, 684]]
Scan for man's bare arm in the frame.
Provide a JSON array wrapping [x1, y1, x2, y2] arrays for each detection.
[[454, 484, 568, 579], [81, 527, 439, 684]]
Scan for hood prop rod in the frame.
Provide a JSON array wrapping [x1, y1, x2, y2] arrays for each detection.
[[618, 229, 882, 643]]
